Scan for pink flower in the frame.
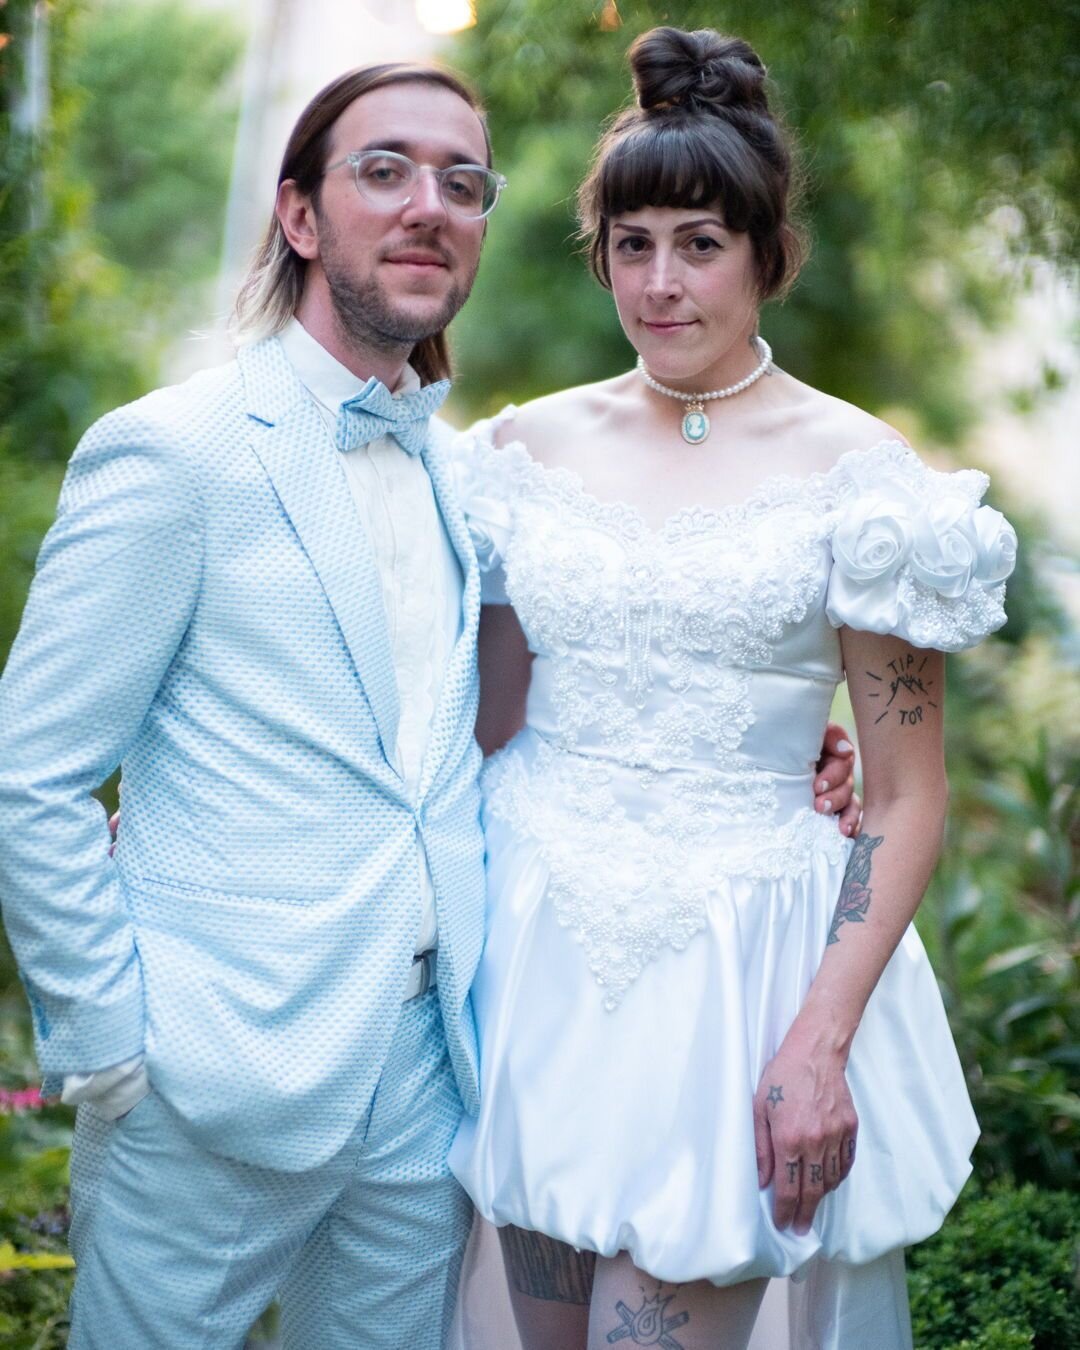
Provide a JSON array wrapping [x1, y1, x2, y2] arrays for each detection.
[[0, 1086, 45, 1114]]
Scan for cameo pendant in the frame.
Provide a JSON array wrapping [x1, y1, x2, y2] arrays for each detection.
[[681, 402, 710, 444]]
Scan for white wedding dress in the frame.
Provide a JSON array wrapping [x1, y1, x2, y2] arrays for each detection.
[[446, 412, 1016, 1348]]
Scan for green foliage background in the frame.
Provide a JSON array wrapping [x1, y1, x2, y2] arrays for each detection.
[[447, 0, 1078, 432], [1, 0, 1077, 1343]]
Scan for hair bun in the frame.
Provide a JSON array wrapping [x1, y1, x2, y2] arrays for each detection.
[[629, 27, 767, 116]]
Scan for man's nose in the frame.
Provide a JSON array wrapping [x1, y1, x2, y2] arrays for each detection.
[[401, 167, 448, 229]]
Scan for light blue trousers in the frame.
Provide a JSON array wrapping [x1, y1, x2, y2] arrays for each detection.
[[67, 989, 472, 1349]]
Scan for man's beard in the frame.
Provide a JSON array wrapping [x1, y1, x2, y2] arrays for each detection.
[[320, 226, 477, 357]]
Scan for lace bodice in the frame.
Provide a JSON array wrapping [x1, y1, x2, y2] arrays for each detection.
[[452, 412, 1015, 1006]]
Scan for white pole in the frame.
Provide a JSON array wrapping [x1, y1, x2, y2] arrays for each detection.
[[12, 0, 50, 232], [216, 0, 295, 324]]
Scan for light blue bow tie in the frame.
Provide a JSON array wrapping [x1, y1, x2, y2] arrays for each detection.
[[336, 376, 451, 457]]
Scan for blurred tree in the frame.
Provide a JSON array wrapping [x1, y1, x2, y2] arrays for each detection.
[[60, 0, 243, 301], [0, 0, 243, 668], [446, 0, 1079, 431], [0, 0, 149, 470]]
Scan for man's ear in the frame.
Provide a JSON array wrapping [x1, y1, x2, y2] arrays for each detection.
[[276, 180, 320, 261]]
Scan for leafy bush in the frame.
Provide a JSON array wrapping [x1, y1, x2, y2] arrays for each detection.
[[0, 1026, 74, 1349], [908, 1180, 1080, 1349], [919, 669, 1080, 1190]]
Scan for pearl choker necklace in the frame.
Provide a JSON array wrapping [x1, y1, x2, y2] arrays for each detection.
[[636, 336, 773, 444]]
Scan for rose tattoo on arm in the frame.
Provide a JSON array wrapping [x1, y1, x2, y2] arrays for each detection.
[[827, 832, 884, 945]]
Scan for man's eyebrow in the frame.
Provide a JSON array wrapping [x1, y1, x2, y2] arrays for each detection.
[[356, 138, 484, 165]]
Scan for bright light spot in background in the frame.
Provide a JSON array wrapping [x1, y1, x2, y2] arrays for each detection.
[[416, 0, 476, 34]]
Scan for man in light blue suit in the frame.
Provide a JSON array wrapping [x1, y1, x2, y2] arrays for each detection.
[[0, 62, 502, 1348]]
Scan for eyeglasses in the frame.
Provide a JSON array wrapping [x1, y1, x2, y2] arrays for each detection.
[[325, 150, 507, 220]]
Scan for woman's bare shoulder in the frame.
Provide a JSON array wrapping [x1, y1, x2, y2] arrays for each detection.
[[773, 379, 909, 472], [495, 378, 626, 460]]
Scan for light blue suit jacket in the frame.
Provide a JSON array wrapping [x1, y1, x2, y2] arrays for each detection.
[[0, 336, 485, 1171]]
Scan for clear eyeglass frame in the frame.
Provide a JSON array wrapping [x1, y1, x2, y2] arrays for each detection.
[[325, 149, 507, 220]]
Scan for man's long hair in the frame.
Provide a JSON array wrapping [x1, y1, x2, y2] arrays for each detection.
[[232, 63, 491, 385]]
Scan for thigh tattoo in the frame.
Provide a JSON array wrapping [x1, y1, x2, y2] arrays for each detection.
[[499, 1225, 597, 1305]]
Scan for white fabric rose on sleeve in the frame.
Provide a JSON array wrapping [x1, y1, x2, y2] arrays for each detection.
[[909, 495, 982, 598], [826, 487, 917, 633], [972, 505, 1019, 585], [827, 453, 1017, 651]]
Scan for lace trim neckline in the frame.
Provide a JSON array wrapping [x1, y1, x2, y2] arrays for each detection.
[[482, 408, 915, 539]]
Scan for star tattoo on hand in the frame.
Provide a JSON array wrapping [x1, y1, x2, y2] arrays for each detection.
[[766, 1085, 784, 1106]]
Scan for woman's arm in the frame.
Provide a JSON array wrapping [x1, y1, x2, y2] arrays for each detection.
[[475, 604, 534, 757], [754, 629, 949, 1234]]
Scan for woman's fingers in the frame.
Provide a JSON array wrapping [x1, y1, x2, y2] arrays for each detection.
[[754, 1097, 775, 1189], [773, 1155, 802, 1231], [837, 791, 862, 837], [815, 753, 853, 789], [820, 723, 853, 766], [793, 1151, 827, 1234], [815, 722, 857, 819], [774, 1124, 857, 1230], [840, 1132, 858, 1181]]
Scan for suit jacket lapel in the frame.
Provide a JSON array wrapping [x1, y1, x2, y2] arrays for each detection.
[[238, 338, 403, 778], [417, 424, 481, 800]]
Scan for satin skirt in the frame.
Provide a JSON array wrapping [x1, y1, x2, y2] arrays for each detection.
[[448, 791, 978, 1289]]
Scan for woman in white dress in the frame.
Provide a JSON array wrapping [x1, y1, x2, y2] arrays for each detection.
[[449, 25, 1017, 1350]]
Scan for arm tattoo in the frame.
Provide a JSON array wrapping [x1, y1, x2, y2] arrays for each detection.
[[864, 653, 938, 728], [827, 832, 884, 945], [499, 1225, 596, 1305], [608, 1292, 689, 1347]]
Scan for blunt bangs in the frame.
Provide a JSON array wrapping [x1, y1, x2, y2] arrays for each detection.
[[599, 116, 773, 231]]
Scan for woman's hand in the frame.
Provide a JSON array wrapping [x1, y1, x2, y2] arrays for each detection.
[[814, 722, 861, 837], [753, 1036, 859, 1235]]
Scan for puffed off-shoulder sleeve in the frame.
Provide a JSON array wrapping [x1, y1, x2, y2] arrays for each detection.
[[449, 407, 524, 605], [826, 443, 1018, 652]]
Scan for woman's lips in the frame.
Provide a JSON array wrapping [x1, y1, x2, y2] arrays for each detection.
[[642, 320, 696, 334]]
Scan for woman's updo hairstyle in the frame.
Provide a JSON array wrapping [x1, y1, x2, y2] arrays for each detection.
[[578, 27, 805, 300]]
